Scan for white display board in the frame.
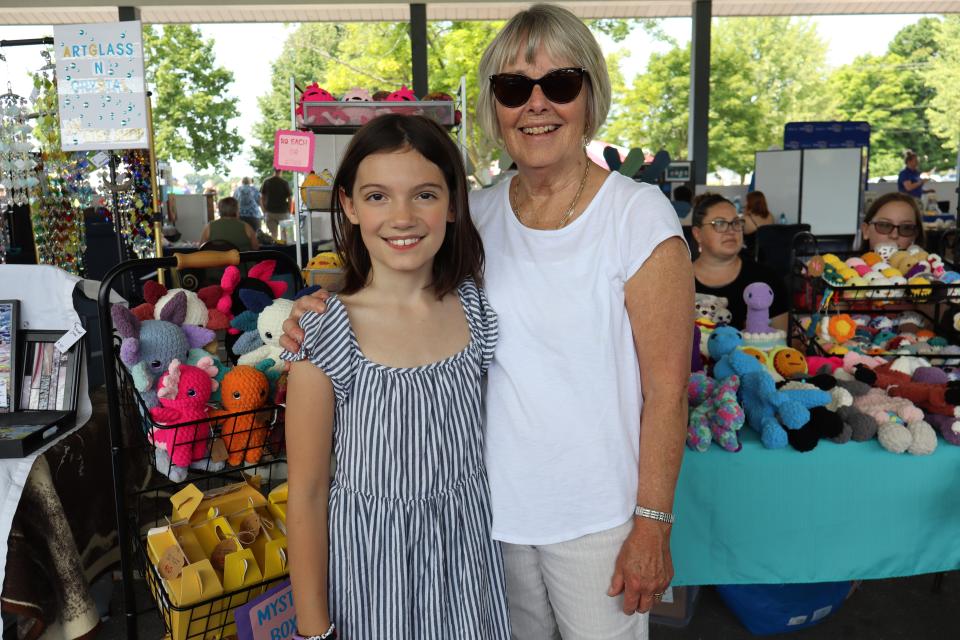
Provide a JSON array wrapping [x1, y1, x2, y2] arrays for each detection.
[[54, 21, 148, 150], [754, 150, 801, 223], [799, 147, 863, 235]]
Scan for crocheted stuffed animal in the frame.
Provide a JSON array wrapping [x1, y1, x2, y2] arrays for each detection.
[[232, 287, 321, 378], [209, 362, 272, 466], [695, 293, 732, 326], [111, 292, 215, 408], [687, 372, 744, 452], [865, 363, 960, 446], [386, 85, 417, 101], [708, 327, 763, 380], [780, 379, 846, 451], [709, 327, 830, 448], [132, 281, 229, 330], [148, 358, 220, 482], [850, 385, 935, 455], [341, 87, 374, 125], [743, 282, 777, 334], [232, 292, 294, 377], [217, 260, 288, 334], [296, 82, 335, 124]]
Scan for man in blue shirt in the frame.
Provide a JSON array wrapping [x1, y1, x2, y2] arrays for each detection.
[[897, 151, 926, 199]]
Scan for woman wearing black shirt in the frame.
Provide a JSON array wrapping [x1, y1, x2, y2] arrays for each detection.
[[691, 193, 789, 330]]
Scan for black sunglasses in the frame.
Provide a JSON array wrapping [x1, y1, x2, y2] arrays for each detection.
[[489, 67, 587, 108]]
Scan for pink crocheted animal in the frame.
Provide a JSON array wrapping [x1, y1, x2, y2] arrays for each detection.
[[149, 358, 219, 482], [386, 85, 417, 101], [296, 82, 335, 123], [852, 387, 935, 454]]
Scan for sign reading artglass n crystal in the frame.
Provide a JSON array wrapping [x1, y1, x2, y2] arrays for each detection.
[[53, 21, 148, 151]]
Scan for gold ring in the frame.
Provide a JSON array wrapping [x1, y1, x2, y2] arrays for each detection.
[[653, 592, 663, 598]]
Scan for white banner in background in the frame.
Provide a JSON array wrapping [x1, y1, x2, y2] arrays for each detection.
[[53, 21, 148, 151]]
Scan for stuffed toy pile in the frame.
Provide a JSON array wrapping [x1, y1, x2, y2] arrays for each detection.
[[807, 242, 960, 306], [113, 264, 300, 480], [296, 83, 460, 127]]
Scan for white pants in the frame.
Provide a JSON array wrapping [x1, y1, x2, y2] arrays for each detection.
[[501, 519, 649, 640]]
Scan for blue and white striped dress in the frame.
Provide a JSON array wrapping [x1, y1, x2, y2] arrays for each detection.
[[283, 279, 510, 639]]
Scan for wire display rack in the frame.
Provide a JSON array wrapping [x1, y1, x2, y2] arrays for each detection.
[[97, 248, 302, 639], [788, 244, 960, 359]]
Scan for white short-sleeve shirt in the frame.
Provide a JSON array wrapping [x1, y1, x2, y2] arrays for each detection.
[[470, 171, 683, 544]]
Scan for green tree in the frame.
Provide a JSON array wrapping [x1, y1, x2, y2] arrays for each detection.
[[828, 17, 953, 177], [826, 53, 918, 177], [143, 25, 242, 172], [603, 17, 829, 180], [925, 16, 960, 161]]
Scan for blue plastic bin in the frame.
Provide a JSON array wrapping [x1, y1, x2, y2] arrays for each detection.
[[716, 582, 853, 636]]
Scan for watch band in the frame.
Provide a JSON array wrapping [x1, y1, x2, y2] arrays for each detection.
[[634, 506, 675, 524]]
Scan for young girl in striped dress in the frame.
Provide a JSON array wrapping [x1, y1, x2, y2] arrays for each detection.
[[281, 115, 510, 640]]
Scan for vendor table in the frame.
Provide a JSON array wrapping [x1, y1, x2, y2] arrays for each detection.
[[670, 427, 960, 586]]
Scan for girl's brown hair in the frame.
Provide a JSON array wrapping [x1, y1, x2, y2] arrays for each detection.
[[331, 114, 484, 299], [863, 192, 925, 248], [746, 191, 771, 219]]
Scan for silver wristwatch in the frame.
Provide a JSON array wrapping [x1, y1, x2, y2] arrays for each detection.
[[634, 506, 675, 524]]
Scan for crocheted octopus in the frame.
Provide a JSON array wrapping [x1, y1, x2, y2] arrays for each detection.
[[209, 364, 272, 466]]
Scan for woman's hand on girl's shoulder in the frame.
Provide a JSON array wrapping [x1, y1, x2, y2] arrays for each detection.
[[279, 289, 331, 354]]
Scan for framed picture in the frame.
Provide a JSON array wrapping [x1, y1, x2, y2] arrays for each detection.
[[0, 300, 19, 413], [18, 330, 82, 413]]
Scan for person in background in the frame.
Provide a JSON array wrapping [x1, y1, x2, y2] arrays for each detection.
[[672, 184, 692, 221], [743, 191, 773, 236], [742, 190, 774, 256], [200, 196, 258, 251], [860, 192, 925, 251], [261, 169, 293, 240], [692, 193, 788, 331], [233, 177, 263, 232], [282, 5, 692, 637], [897, 150, 927, 199]]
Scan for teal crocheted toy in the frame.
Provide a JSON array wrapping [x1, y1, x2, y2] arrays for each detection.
[[709, 326, 831, 449]]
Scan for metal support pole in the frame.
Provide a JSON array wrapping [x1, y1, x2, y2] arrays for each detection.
[[145, 93, 164, 282], [688, 0, 712, 187], [290, 77, 302, 269], [410, 4, 429, 98]]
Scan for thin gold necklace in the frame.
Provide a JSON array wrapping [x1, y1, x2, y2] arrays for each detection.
[[511, 159, 590, 229]]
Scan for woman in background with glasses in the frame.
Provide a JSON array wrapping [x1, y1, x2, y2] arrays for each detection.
[[693, 193, 789, 331], [860, 192, 925, 251]]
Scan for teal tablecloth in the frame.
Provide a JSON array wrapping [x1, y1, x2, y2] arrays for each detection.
[[670, 428, 960, 586]]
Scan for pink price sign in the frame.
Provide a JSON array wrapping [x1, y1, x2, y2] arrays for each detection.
[[274, 130, 315, 172]]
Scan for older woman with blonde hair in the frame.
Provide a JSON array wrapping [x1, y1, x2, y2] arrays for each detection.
[[282, 5, 692, 638]]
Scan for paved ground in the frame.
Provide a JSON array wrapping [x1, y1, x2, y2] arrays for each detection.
[[93, 572, 955, 639]]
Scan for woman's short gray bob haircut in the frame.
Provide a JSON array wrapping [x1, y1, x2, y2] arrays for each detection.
[[476, 3, 611, 144]]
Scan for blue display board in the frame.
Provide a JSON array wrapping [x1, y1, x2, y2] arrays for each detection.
[[784, 121, 871, 150]]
